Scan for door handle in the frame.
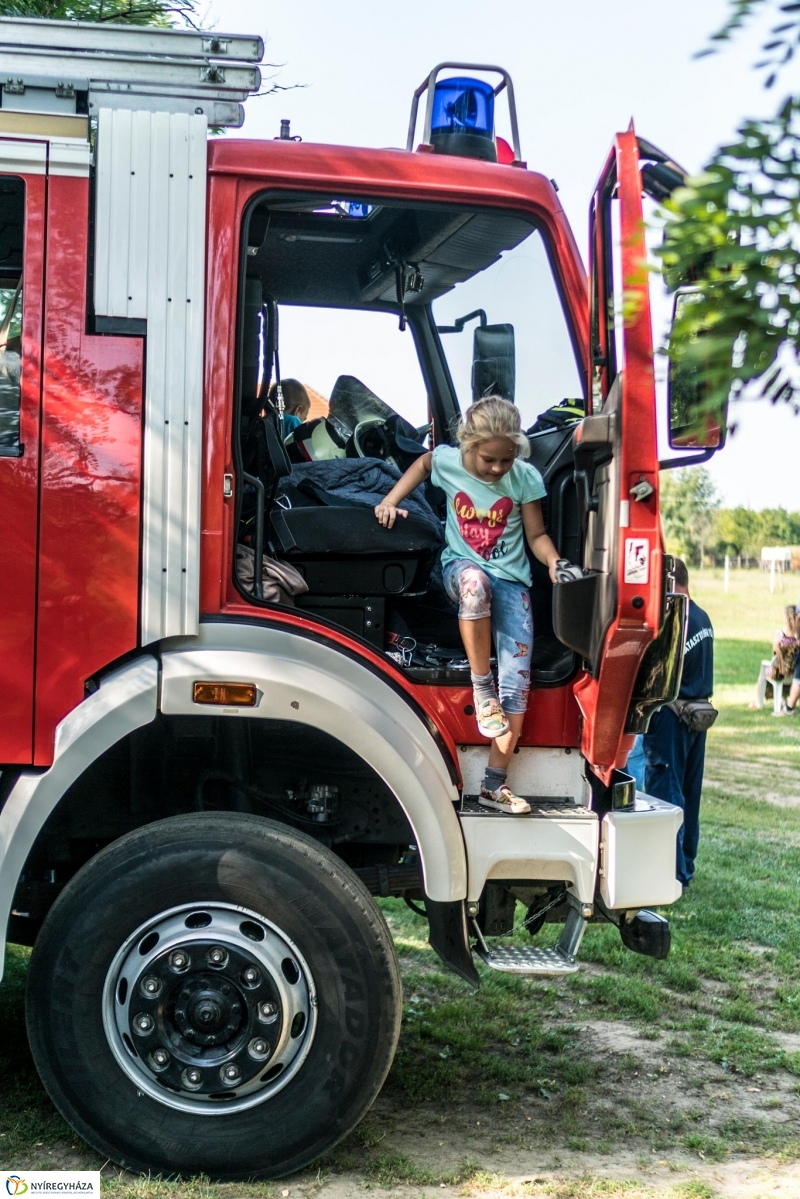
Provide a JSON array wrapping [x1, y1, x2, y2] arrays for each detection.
[[574, 469, 598, 525], [0, 443, 24, 457]]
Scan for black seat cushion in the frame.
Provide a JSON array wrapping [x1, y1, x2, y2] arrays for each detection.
[[280, 508, 442, 596], [281, 507, 440, 557]]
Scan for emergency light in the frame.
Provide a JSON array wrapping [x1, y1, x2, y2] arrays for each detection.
[[406, 63, 523, 166], [430, 76, 496, 162]]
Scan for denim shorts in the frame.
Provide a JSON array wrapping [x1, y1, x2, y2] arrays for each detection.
[[443, 558, 533, 714]]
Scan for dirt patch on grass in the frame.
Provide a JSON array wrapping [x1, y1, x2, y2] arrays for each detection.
[[303, 1011, 800, 1197], [763, 792, 800, 808]]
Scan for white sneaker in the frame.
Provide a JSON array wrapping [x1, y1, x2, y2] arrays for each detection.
[[478, 784, 531, 815]]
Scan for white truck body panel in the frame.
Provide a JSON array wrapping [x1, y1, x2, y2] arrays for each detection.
[[601, 794, 683, 908], [460, 808, 599, 903], [457, 744, 591, 804], [0, 657, 159, 983], [160, 621, 467, 904]]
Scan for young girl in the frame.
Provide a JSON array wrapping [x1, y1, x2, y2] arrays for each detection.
[[375, 396, 561, 815]]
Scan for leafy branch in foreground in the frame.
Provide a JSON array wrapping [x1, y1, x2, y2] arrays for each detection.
[[698, 0, 800, 89], [659, 96, 800, 417], [656, 1, 800, 421]]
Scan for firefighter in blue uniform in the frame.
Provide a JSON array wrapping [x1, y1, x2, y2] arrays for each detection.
[[642, 559, 715, 891]]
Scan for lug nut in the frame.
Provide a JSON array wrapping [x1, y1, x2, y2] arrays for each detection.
[[169, 950, 190, 972], [207, 946, 228, 968], [150, 1048, 170, 1070], [181, 1066, 203, 1090], [220, 1063, 240, 1086], [242, 966, 260, 986], [140, 975, 162, 998], [258, 1001, 278, 1023], [247, 1037, 271, 1061], [133, 1012, 154, 1035]]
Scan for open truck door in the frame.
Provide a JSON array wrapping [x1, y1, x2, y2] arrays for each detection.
[[555, 125, 686, 785]]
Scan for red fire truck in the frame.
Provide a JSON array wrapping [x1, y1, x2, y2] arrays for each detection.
[[0, 17, 721, 1180]]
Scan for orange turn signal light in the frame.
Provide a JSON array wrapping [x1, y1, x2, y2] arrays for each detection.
[[193, 681, 257, 707]]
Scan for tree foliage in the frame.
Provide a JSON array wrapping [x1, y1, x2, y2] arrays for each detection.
[[712, 505, 800, 556], [0, 0, 201, 23], [660, 467, 721, 565], [660, 468, 800, 561], [659, 1, 800, 420]]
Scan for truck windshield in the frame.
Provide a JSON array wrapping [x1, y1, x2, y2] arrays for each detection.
[[433, 225, 583, 429], [277, 305, 428, 430]]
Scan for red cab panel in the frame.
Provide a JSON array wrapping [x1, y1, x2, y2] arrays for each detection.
[[0, 156, 45, 764], [33, 171, 144, 765]]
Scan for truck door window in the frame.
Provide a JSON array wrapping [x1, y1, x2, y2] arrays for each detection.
[[0, 176, 24, 450], [433, 224, 582, 428]]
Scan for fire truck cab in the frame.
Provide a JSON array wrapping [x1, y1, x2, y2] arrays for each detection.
[[0, 20, 705, 1180]]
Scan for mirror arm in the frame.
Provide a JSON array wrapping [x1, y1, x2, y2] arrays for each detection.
[[436, 308, 487, 334], [658, 447, 717, 472]]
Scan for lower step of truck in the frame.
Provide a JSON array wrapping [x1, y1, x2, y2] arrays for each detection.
[[471, 895, 588, 976], [474, 942, 580, 975]]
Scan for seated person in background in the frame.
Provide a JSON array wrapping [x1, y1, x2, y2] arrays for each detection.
[[749, 604, 800, 712], [778, 604, 800, 717], [269, 378, 311, 439]]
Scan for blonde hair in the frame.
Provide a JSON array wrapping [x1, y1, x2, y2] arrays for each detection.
[[455, 396, 529, 460]]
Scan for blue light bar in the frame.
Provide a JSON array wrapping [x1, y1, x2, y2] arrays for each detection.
[[334, 200, 373, 219], [429, 76, 496, 162]]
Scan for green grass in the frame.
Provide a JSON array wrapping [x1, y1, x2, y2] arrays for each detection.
[[690, 566, 794, 641], [2, 568, 800, 1192]]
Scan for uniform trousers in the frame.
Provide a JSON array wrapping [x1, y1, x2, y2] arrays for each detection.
[[643, 707, 707, 886]]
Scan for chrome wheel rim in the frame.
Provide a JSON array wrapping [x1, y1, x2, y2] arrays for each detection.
[[102, 902, 317, 1114]]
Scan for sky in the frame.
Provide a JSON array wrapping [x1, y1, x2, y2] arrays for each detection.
[[205, 0, 799, 511]]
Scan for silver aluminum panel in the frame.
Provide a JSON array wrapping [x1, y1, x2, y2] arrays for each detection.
[[0, 17, 263, 62], [0, 49, 260, 93], [94, 107, 206, 643]]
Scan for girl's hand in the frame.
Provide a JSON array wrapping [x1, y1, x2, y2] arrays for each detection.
[[548, 559, 560, 585], [375, 502, 408, 529]]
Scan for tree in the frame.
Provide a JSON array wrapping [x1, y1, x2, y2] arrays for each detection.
[[658, 1, 800, 421], [712, 505, 800, 556], [0, 1, 201, 23], [660, 466, 721, 566]]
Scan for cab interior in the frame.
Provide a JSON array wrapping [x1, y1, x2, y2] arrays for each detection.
[[234, 191, 586, 687]]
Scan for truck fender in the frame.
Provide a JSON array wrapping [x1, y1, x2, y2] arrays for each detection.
[[0, 656, 159, 982], [160, 620, 467, 903]]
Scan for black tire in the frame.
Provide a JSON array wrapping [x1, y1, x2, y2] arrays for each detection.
[[26, 813, 402, 1179]]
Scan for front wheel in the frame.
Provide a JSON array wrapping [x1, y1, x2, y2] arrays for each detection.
[[26, 813, 402, 1179]]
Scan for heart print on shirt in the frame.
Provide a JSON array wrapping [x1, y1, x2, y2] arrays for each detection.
[[453, 491, 513, 562]]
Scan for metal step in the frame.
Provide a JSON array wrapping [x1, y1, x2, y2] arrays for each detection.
[[460, 795, 593, 819], [472, 894, 588, 976], [474, 943, 580, 975]]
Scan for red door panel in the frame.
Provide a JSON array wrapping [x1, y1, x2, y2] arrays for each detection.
[[0, 161, 45, 764], [33, 171, 144, 765], [574, 126, 663, 784]]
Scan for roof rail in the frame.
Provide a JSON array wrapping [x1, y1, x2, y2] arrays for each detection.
[[0, 17, 264, 128]]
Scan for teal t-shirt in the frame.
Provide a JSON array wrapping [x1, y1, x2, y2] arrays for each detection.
[[430, 444, 546, 586]]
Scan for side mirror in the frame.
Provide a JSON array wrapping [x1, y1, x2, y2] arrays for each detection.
[[667, 287, 728, 450], [473, 322, 515, 402]]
